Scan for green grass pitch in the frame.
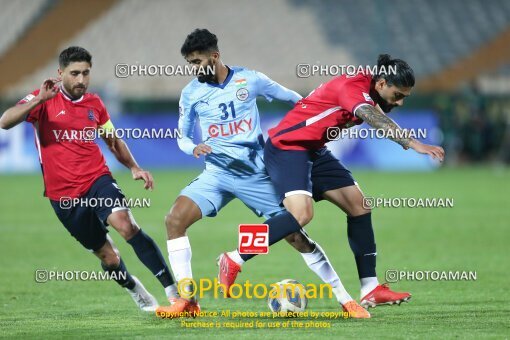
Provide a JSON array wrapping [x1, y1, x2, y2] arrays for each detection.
[[0, 168, 509, 338]]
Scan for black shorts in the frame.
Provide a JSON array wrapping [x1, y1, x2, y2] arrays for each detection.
[[264, 139, 356, 203], [50, 174, 128, 251]]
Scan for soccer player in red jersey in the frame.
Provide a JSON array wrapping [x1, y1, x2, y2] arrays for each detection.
[[222, 55, 444, 308], [0, 46, 179, 311]]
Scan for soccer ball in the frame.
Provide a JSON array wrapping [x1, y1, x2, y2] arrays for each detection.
[[267, 279, 308, 313]]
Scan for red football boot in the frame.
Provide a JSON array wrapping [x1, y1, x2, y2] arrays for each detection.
[[217, 253, 242, 298], [360, 283, 411, 308]]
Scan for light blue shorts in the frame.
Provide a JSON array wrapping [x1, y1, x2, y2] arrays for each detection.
[[180, 169, 284, 219]]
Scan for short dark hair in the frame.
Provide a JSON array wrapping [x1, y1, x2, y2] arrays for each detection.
[[374, 54, 415, 88], [181, 29, 219, 56], [59, 46, 92, 68]]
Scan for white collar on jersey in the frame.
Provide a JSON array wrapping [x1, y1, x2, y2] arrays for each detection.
[[60, 86, 84, 103]]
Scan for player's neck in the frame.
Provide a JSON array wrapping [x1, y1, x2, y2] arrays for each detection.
[[214, 64, 229, 84], [369, 85, 381, 106], [60, 86, 83, 101]]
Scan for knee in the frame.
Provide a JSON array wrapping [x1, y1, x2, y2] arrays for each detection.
[[284, 196, 314, 227], [343, 191, 371, 216], [290, 207, 313, 227], [116, 218, 139, 240], [165, 209, 187, 231], [348, 198, 371, 217], [165, 208, 189, 235]]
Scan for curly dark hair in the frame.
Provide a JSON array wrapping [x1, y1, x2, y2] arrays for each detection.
[[181, 29, 219, 56]]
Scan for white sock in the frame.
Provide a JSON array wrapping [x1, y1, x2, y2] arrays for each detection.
[[167, 236, 192, 282], [360, 277, 379, 298], [227, 250, 245, 266], [301, 243, 353, 305], [164, 284, 178, 299]]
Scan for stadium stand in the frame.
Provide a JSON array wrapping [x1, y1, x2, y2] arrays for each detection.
[[0, 0, 49, 57], [2, 0, 510, 99]]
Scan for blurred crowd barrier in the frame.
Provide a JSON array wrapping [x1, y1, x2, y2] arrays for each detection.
[[1, 90, 509, 173], [434, 91, 510, 164]]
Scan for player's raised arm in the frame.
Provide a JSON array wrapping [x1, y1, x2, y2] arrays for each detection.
[[354, 104, 444, 161], [255, 71, 302, 105], [0, 78, 60, 130], [100, 121, 154, 190]]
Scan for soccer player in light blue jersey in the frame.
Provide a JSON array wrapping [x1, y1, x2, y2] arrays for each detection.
[[156, 29, 367, 318]]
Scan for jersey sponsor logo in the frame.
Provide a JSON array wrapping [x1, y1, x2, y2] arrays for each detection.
[[238, 224, 269, 254], [236, 88, 249, 101], [88, 110, 94, 121], [52, 128, 95, 143], [208, 118, 252, 138], [56, 110, 66, 117]]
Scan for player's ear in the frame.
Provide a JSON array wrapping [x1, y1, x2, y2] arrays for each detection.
[[375, 78, 386, 90], [210, 51, 220, 62], [57, 68, 63, 77]]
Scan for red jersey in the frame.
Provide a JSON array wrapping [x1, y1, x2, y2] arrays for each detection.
[[19, 89, 112, 200], [268, 73, 375, 150]]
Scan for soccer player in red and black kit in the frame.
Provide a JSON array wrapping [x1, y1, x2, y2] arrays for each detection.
[[221, 55, 444, 308], [0, 46, 179, 311]]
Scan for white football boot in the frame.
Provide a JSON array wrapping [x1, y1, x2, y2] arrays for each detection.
[[126, 276, 159, 312]]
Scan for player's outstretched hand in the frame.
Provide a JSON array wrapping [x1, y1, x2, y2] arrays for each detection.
[[193, 143, 212, 158], [409, 140, 445, 162], [37, 78, 61, 102], [131, 167, 154, 190]]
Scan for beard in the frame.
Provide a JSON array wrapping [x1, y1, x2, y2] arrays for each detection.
[[371, 89, 397, 113], [378, 100, 397, 113], [196, 59, 216, 83], [62, 83, 86, 99], [197, 73, 215, 83], [73, 85, 86, 91], [71, 86, 86, 98]]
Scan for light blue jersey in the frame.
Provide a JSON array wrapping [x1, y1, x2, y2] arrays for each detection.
[[177, 66, 301, 218], [178, 66, 301, 175]]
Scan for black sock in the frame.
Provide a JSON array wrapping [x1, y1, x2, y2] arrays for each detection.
[[127, 229, 175, 288], [347, 212, 377, 278], [240, 211, 302, 262], [101, 258, 136, 290]]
